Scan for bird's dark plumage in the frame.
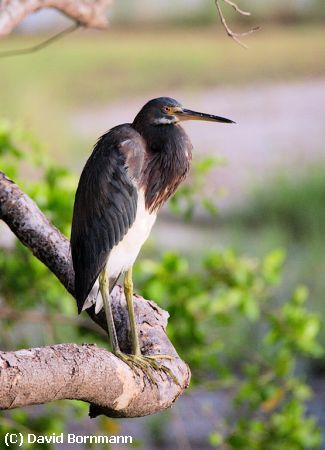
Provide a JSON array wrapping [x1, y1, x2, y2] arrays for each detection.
[[136, 123, 192, 211], [71, 125, 145, 312]]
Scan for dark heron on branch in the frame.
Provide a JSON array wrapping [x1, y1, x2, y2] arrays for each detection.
[[71, 97, 234, 381]]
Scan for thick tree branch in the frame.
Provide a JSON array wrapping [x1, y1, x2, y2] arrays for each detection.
[[0, 298, 189, 418], [0, 171, 190, 417], [0, 0, 112, 37]]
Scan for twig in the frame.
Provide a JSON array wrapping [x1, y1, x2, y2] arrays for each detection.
[[215, 0, 259, 48], [223, 0, 251, 16], [0, 23, 80, 58]]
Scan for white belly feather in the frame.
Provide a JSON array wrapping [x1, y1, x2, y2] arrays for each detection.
[[82, 191, 156, 313], [106, 192, 156, 278]]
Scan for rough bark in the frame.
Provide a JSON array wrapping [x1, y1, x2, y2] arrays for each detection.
[[0, 0, 112, 37], [0, 171, 191, 417]]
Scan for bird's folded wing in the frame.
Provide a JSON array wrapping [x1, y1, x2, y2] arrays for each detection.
[[70, 125, 145, 312]]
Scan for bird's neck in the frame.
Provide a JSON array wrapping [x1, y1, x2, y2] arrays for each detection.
[[134, 123, 192, 212]]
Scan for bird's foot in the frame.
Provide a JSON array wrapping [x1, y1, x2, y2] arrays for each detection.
[[114, 351, 179, 386]]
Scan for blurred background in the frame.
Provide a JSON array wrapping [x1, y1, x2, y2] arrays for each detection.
[[0, 0, 324, 448]]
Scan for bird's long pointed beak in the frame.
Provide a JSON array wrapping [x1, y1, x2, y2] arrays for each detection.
[[176, 108, 235, 124]]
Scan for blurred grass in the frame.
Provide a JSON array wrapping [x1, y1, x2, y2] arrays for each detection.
[[231, 168, 325, 242], [0, 24, 324, 163]]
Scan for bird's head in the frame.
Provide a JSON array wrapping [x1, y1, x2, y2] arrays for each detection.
[[133, 97, 235, 127]]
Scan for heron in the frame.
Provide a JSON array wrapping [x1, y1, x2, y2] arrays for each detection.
[[71, 97, 234, 382]]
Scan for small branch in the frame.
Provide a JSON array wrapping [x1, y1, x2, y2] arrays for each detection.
[[0, 0, 112, 37], [0, 23, 80, 58], [215, 0, 259, 48], [223, 0, 251, 16], [0, 171, 190, 417]]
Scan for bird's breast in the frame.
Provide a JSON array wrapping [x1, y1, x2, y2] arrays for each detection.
[[106, 190, 156, 278]]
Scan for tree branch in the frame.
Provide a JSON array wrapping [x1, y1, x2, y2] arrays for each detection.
[[0, 0, 112, 37], [215, 0, 259, 48], [0, 23, 80, 58], [0, 171, 190, 417]]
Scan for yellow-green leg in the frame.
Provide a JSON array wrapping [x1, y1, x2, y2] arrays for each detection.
[[99, 270, 120, 353], [122, 266, 179, 385], [99, 266, 178, 385], [124, 266, 140, 355]]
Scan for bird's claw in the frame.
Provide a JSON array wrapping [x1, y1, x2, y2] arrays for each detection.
[[114, 351, 179, 386]]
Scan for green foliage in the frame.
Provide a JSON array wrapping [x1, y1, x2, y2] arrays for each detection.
[[225, 167, 325, 349], [0, 121, 75, 317], [137, 250, 323, 449], [136, 249, 283, 371], [225, 286, 323, 450], [0, 121, 323, 449]]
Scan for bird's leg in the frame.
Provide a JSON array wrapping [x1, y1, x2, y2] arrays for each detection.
[[124, 266, 140, 355], [99, 269, 120, 353], [99, 266, 178, 385], [119, 266, 179, 386]]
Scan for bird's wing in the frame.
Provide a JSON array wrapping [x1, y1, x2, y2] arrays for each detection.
[[71, 125, 145, 312]]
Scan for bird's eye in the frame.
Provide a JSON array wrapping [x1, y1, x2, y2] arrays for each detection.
[[164, 106, 172, 114]]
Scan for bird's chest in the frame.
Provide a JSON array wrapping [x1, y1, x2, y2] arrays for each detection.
[[141, 133, 192, 212], [107, 191, 156, 277]]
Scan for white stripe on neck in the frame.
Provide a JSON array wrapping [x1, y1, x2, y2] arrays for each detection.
[[154, 117, 178, 125]]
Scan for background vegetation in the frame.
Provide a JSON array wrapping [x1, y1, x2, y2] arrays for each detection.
[[1, 25, 324, 165], [0, 2, 324, 449]]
